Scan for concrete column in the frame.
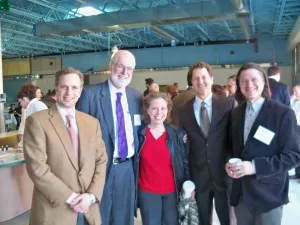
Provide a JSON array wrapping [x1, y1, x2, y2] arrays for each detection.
[[0, 22, 5, 133]]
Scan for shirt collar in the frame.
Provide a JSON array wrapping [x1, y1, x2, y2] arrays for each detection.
[[56, 103, 76, 119], [269, 75, 280, 82], [247, 97, 265, 112], [108, 79, 126, 95], [26, 98, 38, 109], [195, 93, 213, 107]]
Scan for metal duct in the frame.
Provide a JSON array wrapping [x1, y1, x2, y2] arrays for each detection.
[[231, 0, 251, 40], [34, 1, 236, 38]]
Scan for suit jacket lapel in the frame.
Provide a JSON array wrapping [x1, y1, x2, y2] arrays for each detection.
[[76, 112, 89, 171], [236, 102, 246, 150], [210, 94, 224, 133], [186, 98, 206, 138], [49, 105, 79, 171], [99, 80, 115, 145]]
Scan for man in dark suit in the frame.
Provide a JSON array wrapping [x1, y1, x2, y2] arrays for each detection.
[[76, 50, 142, 225], [178, 62, 236, 225], [171, 71, 195, 126], [226, 63, 300, 225], [267, 65, 290, 106]]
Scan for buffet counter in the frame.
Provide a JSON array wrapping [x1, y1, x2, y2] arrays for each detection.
[[0, 148, 33, 222]]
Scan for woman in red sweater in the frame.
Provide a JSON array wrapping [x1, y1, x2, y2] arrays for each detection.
[[135, 92, 190, 225]]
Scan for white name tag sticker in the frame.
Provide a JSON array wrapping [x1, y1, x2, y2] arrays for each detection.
[[253, 125, 275, 145], [134, 114, 141, 126]]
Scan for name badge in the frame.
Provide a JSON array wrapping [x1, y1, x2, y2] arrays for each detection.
[[253, 125, 275, 145], [134, 114, 141, 126]]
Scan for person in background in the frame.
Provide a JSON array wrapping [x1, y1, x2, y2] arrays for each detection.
[[226, 75, 237, 97], [144, 78, 154, 96], [136, 92, 189, 225], [36, 87, 43, 100], [289, 84, 300, 179], [14, 84, 48, 149], [42, 89, 57, 108], [267, 65, 290, 106], [212, 84, 227, 96], [167, 85, 179, 100], [171, 71, 195, 127], [9, 104, 21, 130], [226, 63, 300, 225], [149, 83, 160, 93], [76, 50, 142, 225], [23, 67, 107, 225], [179, 62, 236, 225]]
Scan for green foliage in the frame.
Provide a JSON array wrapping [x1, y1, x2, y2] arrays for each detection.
[[0, 0, 10, 11]]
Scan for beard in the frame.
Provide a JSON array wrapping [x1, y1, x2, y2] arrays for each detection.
[[110, 74, 132, 89]]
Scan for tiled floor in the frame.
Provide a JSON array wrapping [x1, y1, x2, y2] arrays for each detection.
[[2, 179, 300, 225]]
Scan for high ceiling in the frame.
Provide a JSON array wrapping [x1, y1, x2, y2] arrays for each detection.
[[1, 0, 299, 58]]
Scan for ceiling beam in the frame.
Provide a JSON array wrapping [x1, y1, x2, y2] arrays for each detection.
[[287, 15, 300, 50]]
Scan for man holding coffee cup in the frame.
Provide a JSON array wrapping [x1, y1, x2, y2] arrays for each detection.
[[226, 63, 300, 225], [179, 62, 236, 225]]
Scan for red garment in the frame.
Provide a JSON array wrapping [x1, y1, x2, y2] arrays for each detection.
[[138, 127, 176, 194]]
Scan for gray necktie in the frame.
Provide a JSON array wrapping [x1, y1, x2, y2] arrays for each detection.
[[244, 103, 254, 143], [200, 101, 210, 137]]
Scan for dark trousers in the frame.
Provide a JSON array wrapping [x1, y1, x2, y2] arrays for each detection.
[[100, 159, 135, 225], [195, 187, 230, 225], [234, 198, 283, 225], [138, 189, 179, 225], [77, 213, 89, 225]]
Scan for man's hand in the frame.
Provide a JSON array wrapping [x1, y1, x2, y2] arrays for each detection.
[[226, 161, 255, 178], [70, 193, 93, 214], [183, 134, 188, 144]]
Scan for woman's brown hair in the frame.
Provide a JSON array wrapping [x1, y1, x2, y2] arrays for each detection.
[[142, 92, 173, 124]]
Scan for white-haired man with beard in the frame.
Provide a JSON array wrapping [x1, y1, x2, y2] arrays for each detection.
[[76, 50, 142, 225]]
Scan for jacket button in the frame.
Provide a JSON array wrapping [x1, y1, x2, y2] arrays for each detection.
[[208, 160, 211, 163], [206, 143, 209, 147]]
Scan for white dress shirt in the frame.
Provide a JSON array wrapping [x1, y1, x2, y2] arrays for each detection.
[[18, 98, 48, 147], [193, 93, 213, 126], [291, 99, 300, 125], [108, 79, 135, 159]]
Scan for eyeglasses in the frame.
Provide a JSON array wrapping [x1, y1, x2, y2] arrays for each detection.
[[112, 62, 134, 73]]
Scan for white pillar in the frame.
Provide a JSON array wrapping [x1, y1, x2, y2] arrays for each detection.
[[0, 22, 6, 133]]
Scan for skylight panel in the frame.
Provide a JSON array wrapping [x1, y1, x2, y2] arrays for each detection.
[[72, 6, 102, 17]]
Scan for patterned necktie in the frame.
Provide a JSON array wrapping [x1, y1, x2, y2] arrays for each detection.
[[200, 101, 210, 137], [66, 114, 79, 160], [116, 92, 128, 160]]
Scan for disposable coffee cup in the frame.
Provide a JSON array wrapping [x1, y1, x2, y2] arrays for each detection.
[[229, 158, 242, 164], [182, 180, 195, 199]]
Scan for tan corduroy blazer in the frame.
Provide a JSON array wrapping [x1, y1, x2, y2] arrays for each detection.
[[23, 104, 107, 225]]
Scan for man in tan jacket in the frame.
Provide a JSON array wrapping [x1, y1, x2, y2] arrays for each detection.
[[23, 67, 107, 225]]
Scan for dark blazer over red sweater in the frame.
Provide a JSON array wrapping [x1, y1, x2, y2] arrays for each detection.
[[230, 99, 300, 214]]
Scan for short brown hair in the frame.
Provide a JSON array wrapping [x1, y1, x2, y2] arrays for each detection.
[[142, 92, 173, 124], [55, 67, 84, 88], [227, 75, 236, 80], [16, 84, 38, 100], [267, 65, 280, 77], [190, 62, 213, 78], [235, 63, 271, 101]]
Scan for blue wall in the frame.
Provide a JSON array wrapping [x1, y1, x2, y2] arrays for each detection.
[[62, 36, 291, 71], [4, 36, 291, 104], [4, 79, 30, 104]]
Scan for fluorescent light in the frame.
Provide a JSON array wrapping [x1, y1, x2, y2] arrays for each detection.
[[72, 6, 102, 16]]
